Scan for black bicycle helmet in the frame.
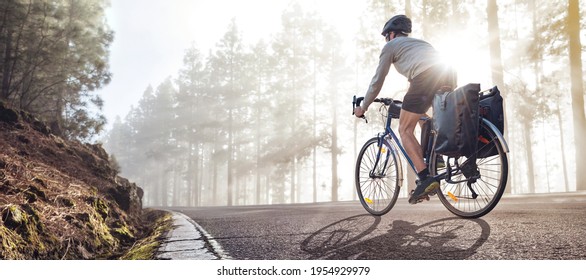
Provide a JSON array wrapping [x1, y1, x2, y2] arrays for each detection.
[[382, 15, 412, 36]]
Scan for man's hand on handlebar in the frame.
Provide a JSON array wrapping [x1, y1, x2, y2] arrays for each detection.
[[352, 95, 368, 123], [354, 106, 365, 118]]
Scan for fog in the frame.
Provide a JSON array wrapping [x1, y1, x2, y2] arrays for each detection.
[[99, 0, 586, 207]]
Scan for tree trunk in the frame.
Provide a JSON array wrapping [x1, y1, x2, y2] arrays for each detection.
[[172, 159, 179, 206], [297, 162, 302, 203], [256, 97, 261, 205], [227, 108, 234, 206], [541, 120, 551, 192], [487, 0, 511, 194], [213, 155, 218, 206], [568, 0, 586, 191], [313, 142, 317, 202], [331, 107, 339, 202], [487, 0, 505, 87], [1, 30, 12, 101], [265, 174, 270, 204], [160, 169, 167, 207], [256, 150, 261, 205], [523, 121, 536, 193], [151, 170, 160, 206], [290, 158, 296, 203], [186, 142, 194, 206], [197, 143, 204, 206], [194, 145, 201, 206], [531, 0, 549, 192], [312, 27, 318, 204], [556, 103, 570, 192], [236, 172, 241, 205]]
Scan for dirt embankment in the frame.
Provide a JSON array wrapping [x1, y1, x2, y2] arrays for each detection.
[[0, 101, 162, 259]]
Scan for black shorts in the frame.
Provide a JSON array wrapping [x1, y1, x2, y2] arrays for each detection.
[[402, 65, 456, 114]]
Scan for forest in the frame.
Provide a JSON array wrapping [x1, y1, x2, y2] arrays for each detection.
[[2, 0, 586, 207]]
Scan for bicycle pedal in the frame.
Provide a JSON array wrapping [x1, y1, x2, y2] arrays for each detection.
[[413, 196, 430, 204], [428, 189, 437, 196], [409, 190, 430, 204]]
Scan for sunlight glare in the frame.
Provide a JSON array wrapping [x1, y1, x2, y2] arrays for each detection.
[[435, 37, 492, 87]]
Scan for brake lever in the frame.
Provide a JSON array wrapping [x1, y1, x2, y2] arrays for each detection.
[[352, 95, 357, 115], [353, 95, 368, 123]]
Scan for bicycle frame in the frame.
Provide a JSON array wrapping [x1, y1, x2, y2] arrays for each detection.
[[379, 115, 420, 174], [374, 110, 426, 181]]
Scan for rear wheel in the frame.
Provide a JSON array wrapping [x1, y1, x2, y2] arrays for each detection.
[[430, 121, 508, 218], [355, 137, 401, 216]]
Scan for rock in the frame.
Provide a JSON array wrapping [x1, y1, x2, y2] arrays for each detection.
[[0, 102, 19, 123], [108, 176, 143, 216]]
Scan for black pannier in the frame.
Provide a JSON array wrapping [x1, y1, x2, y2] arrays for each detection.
[[432, 83, 480, 157], [477, 86, 504, 158]]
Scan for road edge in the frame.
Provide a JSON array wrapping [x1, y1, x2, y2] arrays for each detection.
[[155, 211, 232, 260]]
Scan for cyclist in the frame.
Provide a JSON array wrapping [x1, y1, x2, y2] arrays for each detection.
[[353, 15, 455, 204]]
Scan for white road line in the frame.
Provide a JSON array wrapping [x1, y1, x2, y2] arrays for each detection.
[[156, 211, 232, 260]]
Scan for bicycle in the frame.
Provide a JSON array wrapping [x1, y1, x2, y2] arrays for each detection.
[[352, 86, 509, 218]]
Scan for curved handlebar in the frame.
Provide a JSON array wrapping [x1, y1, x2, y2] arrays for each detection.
[[353, 95, 403, 123], [353, 96, 396, 111]]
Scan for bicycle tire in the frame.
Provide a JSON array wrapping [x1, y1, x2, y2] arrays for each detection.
[[430, 121, 508, 218], [355, 137, 401, 216]]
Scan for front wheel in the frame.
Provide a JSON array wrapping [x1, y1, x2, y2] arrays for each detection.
[[430, 121, 508, 218], [355, 137, 401, 216]]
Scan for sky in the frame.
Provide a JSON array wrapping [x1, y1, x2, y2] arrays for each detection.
[[96, 0, 366, 128]]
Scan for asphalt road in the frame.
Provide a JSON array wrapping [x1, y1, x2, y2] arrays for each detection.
[[165, 192, 586, 260]]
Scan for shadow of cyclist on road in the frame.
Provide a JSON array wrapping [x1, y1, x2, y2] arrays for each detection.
[[300, 214, 381, 259], [302, 216, 490, 260]]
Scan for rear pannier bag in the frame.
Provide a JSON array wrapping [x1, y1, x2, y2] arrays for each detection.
[[432, 83, 480, 157], [477, 86, 504, 158]]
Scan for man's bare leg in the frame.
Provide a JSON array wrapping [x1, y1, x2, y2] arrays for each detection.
[[398, 109, 426, 173], [399, 109, 440, 204]]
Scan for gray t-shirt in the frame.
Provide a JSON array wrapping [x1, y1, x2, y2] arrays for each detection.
[[362, 36, 441, 111]]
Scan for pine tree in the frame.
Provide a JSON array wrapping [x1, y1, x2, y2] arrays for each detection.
[[0, 0, 113, 140]]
